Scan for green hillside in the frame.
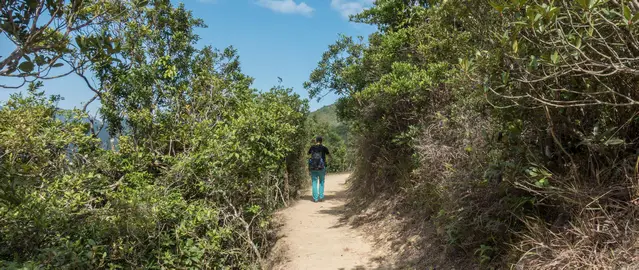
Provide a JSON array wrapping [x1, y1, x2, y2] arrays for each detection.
[[309, 104, 349, 142], [309, 104, 339, 127]]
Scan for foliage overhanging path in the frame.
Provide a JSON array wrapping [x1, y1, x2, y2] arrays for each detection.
[[271, 173, 385, 270]]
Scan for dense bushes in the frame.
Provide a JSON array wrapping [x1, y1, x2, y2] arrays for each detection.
[[0, 77, 307, 270], [307, 0, 639, 268], [0, 0, 308, 268]]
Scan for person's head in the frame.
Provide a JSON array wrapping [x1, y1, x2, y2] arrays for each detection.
[[315, 136, 323, 145]]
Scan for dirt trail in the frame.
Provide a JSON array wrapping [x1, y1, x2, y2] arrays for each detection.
[[270, 173, 384, 270]]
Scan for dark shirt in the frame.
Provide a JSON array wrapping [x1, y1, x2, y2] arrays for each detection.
[[308, 145, 330, 163]]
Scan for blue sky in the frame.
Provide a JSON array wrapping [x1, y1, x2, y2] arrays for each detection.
[[0, 0, 374, 113]]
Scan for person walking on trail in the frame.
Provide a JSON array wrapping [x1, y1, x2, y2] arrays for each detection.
[[308, 136, 330, 202]]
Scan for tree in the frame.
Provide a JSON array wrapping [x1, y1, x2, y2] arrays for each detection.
[[0, 0, 140, 90], [0, 1, 310, 268]]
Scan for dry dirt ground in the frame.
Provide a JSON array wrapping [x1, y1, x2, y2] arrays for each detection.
[[269, 173, 389, 270]]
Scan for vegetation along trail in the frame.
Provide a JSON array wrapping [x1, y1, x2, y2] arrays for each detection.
[[6, 0, 639, 268], [271, 173, 385, 270]]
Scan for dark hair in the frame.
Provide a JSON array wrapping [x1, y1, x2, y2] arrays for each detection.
[[315, 136, 323, 143]]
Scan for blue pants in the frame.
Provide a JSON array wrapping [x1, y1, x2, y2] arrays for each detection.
[[310, 169, 326, 201]]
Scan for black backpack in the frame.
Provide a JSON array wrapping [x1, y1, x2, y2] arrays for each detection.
[[309, 150, 325, 171]]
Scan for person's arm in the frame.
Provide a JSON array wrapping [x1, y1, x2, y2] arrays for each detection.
[[307, 147, 312, 174], [325, 147, 331, 166]]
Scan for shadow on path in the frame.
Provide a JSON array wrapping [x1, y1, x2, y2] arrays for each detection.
[[336, 262, 402, 270], [299, 186, 349, 203], [271, 174, 391, 270]]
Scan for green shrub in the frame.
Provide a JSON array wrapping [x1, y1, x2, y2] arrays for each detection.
[[0, 0, 310, 268], [0, 84, 308, 268], [306, 0, 639, 268]]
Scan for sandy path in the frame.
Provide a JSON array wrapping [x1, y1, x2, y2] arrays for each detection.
[[270, 173, 381, 270]]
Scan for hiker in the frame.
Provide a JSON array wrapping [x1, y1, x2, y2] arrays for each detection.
[[308, 136, 330, 202]]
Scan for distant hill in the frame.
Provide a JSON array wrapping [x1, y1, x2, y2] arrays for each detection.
[[55, 111, 114, 150], [309, 104, 339, 127], [91, 118, 114, 149], [309, 103, 349, 143]]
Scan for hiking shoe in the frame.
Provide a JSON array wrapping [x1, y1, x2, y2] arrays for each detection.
[[319, 198, 324, 202]]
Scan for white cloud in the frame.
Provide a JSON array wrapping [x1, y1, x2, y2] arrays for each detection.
[[331, 0, 374, 18], [256, 0, 314, 17]]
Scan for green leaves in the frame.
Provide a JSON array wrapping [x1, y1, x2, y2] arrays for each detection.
[[75, 35, 85, 50], [621, 3, 639, 25], [489, 0, 506, 14], [304, 35, 365, 99], [1, 0, 135, 84], [458, 57, 473, 73], [624, 4, 632, 21], [34, 55, 46, 66], [25, 0, 38, 10], [604, 137, 625, 146], [535, 177, 550, 187], [526, 166, 552, 188], [501, 71, 510, 84], [528, 55, 538, 70], [18, 61, 34, 73], [576, 0, 600, 10], [135, 0, 149, 8], [550, 51, 560, 64], [576, 0, 588, 10], [1, 2, 310, 269], [574, 37, 582, 50]]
